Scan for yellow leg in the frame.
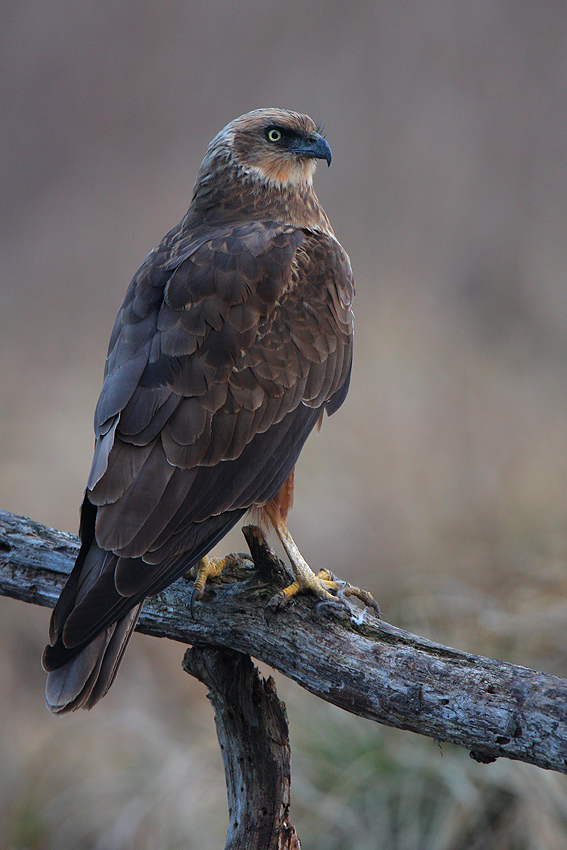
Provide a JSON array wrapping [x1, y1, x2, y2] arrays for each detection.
[[276, 524, 337, 602], [274, 524, 380, 614], [187, 554, 240, 614]]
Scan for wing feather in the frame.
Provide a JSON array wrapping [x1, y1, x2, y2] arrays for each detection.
[[47, 217, 355, 681], [95, 441, 176, 552]]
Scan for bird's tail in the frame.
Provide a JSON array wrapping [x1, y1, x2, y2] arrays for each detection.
[[42, 496, 144, 714], [43, 601, 143, 714]]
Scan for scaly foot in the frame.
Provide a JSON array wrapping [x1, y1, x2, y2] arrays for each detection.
[[187, 554, 242, 615], [274, 523, 380, 614], [276, 567, 380, 615]]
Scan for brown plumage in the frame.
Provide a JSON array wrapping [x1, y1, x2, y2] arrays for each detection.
[[43, 108, 355, 713]]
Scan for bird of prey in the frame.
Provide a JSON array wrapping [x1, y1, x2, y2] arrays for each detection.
[[43, 108, 362, 713]]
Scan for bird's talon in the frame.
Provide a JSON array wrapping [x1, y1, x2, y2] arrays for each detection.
[[189, 586, 202, 618], [270, 563, 380, 618], [187, 554, 235, 617]]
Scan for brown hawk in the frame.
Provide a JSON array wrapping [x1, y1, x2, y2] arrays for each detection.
[[43, 108, 360, 713]]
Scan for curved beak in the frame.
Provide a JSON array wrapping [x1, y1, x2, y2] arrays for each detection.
[[291, 134, 332, 167]]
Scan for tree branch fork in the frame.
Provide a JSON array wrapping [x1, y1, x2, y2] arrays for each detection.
[[2, 507, 566, 774], [2, 507, 567, 845]]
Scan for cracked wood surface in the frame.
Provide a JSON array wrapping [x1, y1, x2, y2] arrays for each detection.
[[184, 647, 301, 850], [1, 507, 567, 774]]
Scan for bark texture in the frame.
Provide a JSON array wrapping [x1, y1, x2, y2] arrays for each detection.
[[184, 647, 300, 849], [2, 508, 567, 775]]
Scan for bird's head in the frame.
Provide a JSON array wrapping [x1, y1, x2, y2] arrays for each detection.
[[200, 108, 332, 190]]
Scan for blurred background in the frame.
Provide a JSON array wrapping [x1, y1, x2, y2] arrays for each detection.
[[2, 1, 567, 847]]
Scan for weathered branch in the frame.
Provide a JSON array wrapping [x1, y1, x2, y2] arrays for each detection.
[[184, 647, 300, 849], [2, 508, 567, 775]]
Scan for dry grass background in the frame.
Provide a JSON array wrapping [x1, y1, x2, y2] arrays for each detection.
[[2, 1, 567, 847]]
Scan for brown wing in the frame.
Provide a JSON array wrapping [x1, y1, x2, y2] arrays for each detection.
[[45, 219, 353, 665]]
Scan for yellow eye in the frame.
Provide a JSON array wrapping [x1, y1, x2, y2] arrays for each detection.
[[267, 128, 283, 143]]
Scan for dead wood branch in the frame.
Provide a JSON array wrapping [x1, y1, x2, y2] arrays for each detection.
[[1, 508, 567, 775], [183, 647, 300, 849]]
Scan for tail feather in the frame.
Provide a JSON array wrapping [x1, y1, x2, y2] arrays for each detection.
[[44, 603, 143, 714], [43, 494, 145, 715]]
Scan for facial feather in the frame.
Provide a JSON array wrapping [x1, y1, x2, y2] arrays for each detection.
[[199, 109, 325, 189]]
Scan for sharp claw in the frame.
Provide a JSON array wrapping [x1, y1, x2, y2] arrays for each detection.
[[188, 554, 246, 617], [344, 586, 381, 616], [189, 585, 201, 618], [271, 522, 379, 612], [266, 590, 289, 613], [268, 567, 381, 619]]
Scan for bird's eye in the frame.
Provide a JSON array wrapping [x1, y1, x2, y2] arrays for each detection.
[[266, 128, 283, 143]]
